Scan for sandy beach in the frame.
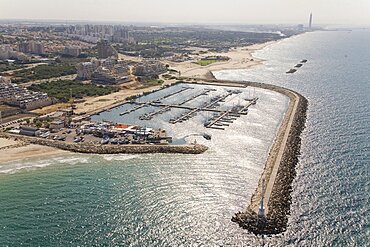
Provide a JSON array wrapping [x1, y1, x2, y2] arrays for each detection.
[[165, 41, 274, 79], [0, 138, 66, 164]]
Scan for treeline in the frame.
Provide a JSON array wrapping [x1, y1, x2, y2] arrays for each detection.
[[0, 63, 26, 73], [28, 80, 117, 102], [13, 63, 77, 83]]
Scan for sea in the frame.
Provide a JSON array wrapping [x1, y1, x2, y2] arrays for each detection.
[[0, 30, 369, 246]]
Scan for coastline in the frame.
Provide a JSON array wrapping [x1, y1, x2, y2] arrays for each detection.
[[0, 77, 308, 236], [0, 138, 66, 164], [209, 80, 308, 235], [0, 134, 208, 157], [179, 79, 307, 235], [165, 41, 275, 80]]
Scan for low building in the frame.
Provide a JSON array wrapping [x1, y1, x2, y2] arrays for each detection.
[[133, 61, 167, 77], [0, 76, 53, 110], [49, 120, 65, 130], [77, 58, 130, 84], [92, 67, 117, 84], [19, 126, 41, 136], [76, 59, 100, 80]]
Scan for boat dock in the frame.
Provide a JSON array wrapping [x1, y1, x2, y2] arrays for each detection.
[[120, 86, 192, 116], [116, 83, 259, 130], [237, 97, 258, 114]]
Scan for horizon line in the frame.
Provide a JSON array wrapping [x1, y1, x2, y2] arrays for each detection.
[[0, 18, 366, 28]]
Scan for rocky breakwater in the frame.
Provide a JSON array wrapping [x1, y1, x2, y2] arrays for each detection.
[[178, 79, 308, 234], [5, 135, 208, 155], [220, 80, 309, 235]]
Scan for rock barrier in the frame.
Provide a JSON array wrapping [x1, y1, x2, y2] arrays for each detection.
[[8, 136, 208, 155], [182, 78, 309, 235], [231, 83, 308, 235]]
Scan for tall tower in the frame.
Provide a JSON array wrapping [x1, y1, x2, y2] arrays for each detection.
[[309, 13, 313, 29]]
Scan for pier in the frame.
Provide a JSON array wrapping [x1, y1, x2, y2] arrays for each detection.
[[237, 97, 258, 114], [120, 86, 192, 116], [138, 88, 211, 120], [117, 84, 259, 131]]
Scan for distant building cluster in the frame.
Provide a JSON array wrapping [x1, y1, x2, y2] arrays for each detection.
[[133, 61, 167, 77], [18, 41, 45, 55], [0, 76, 53, 110], [0, 45, 29, 61], [63, 25, 135, 44], [76, 58, 130, 85]]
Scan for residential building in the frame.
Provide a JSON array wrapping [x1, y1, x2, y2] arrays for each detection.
[[0, 45, 29, 61], [18, 41, 45, 55], [0, 76, 53, 110], [96, 40, 118, 59], [133, 61, 167, 77], [62, 46, 82, 57]]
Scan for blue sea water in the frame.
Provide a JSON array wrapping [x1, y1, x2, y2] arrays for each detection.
[[0, 30, 369, 246]]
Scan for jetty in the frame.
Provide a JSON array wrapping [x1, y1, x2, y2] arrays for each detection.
[[229, 82, 308, 235], [178, 78, 308, 235], [1, 133, 208, 155]]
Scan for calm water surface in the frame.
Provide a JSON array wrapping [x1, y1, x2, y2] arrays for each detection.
[[0, 30, 369, 246]]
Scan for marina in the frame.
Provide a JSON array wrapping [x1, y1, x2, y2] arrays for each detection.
[[96, 83, 260, 133]]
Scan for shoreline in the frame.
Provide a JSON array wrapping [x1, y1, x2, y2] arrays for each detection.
[[0, 134, 208, 156], [0, 139, 66, 164], [180, 79, 307, 235], [203, 80, 308, 235], [165, 41, 276, 80], [0, 79, 308, 236]]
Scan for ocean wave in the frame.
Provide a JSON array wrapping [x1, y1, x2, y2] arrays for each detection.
[[0, 160, 54, 174], [0, 155, 90, 174], [100, 154, 140, 162]]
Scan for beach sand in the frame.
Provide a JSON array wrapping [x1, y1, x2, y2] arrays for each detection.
[[164, 41, 274, 79], [0, 138, 18, 149], [0, 138, 66, 164]]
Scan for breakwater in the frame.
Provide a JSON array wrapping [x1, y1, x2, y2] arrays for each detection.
[[185, 78, 308, 235], [232, 81, 307, 235], [2, 134, 208, 155]]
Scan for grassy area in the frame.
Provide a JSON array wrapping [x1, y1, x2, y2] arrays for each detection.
[[28, 80, 118, 102], [194, 59, 219, 66], [0, 64, 26, 73], [12, 63, 77, 83], [143, 79, 164, 86], [95, 98, 112, 102], [32, 103, 71, 115]]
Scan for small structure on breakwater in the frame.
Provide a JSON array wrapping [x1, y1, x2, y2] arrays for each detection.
[[231, 84, 308, 235], [176, 78, 308, 235]]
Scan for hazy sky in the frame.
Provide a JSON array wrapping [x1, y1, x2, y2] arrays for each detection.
[[0, 0, 369, 26]]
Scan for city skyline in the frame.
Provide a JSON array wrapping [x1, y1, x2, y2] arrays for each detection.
[[0, 0, 369, 26]]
